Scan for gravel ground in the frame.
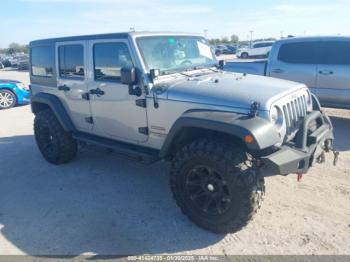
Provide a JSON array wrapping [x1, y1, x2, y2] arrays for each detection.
[[0, 69, 349, 256]]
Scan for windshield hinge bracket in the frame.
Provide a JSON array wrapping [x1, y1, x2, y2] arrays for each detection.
[[136, 99, 147, 108], [82, 93, 90, 100], [138, 127, 149, 135]]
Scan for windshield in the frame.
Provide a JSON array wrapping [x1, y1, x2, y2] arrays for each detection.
[[136, 36, 216, 74]]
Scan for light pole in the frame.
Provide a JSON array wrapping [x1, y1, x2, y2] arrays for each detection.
[[249, 30, 254, 47], [203, 29, 208, 39], [280, 31, 284, 39]]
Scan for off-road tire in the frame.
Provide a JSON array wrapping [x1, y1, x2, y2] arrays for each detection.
[[170, 139, 265, 234], [0, 89, 16, 109], [34, 109, 77, 165]]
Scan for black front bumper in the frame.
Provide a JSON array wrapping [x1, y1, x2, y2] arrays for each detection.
[[261, 109, 335, 176]]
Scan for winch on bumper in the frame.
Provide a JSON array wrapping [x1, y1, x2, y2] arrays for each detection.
[[261, 109, 337, 176]]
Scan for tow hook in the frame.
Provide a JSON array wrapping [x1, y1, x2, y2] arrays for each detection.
[[297, 173, 304, 182], [333, 150, 340, 166], [317, 151, 326, 164], [324, 139, 340, 166]]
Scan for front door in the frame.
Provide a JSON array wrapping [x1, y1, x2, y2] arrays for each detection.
[[269, 41, 318, 88], [87, 39, 148, 143], [56, 41, 93, 131]]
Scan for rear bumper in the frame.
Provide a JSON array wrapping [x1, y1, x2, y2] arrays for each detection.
[[261, 109, 334, 176]]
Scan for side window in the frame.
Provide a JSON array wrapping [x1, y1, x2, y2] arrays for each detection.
[[31, 46, 53, 77], [253, 43, 261, 48], [58, 45, 84, 79], [278, 42, 319, 64], [319, 41, 350, 65], [93, 42, 133, 82]]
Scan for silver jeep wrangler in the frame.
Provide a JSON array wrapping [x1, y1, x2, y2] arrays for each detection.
[[29, 32, 337, 234]]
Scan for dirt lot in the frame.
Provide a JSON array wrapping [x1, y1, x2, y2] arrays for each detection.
[[0, 69, 349, 256]]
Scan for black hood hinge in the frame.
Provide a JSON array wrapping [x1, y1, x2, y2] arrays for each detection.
[[249, 101, 260, 117]]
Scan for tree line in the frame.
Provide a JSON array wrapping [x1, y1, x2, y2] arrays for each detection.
[[207, 34, 277, 46], [0, 43, 29, 55]]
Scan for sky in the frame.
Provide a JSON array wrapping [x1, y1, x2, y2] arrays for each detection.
[[1, 0, 350, 48]]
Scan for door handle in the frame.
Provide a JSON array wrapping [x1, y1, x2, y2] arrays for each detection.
[[58, 85, 70, 91], [319, 70, 334, 76], [272, 68, 284, 74], [90, 88, 105, 97]]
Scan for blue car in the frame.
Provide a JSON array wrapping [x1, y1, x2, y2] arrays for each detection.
[[0, 79, 31, 109]]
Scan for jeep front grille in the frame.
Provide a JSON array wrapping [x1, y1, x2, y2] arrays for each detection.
[[282, 94, 308, 136]]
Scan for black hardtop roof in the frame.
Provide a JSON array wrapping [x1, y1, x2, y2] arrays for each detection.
[[29, 31, 200, 47], [30, 32, 129, 46]]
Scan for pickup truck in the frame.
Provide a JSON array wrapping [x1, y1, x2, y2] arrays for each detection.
[[225, 36, 350, 109]]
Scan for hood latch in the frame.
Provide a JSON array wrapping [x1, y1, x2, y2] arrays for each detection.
[[249, 101, 260, 117]]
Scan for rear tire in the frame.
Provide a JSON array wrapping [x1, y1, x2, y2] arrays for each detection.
[[34, 109, 77, 164], [0, 89, 16, 109], [241, 53, 249, 59], [170, 139, 265, 234]]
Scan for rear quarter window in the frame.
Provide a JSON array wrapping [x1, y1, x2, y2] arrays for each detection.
[[278, 42, 319, 64], [31, 46, 54, 77]]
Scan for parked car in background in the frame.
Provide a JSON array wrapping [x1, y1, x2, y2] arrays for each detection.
[[8, 57, 19, 67], [0, 58, 11, 67], [17, 57, 29, 70], [0, 79, 31, 109], [225, 36, 350, 109], [215, 44, 237, 56], [237, 41, 274, 58]]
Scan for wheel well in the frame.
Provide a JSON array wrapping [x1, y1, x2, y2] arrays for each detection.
[[165, 127, 246, 159], [31, 102, 50, 114], [0, 88, 16, 97]]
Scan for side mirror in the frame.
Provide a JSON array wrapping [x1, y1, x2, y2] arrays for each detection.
[[121, 67, 136, 85]]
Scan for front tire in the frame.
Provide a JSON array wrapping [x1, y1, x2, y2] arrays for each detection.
[[170, 139, 264, 234], [0, 89, 16, 109], [34, 109, 77, 164]]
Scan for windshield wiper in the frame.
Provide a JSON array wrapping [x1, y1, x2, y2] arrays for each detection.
[[192, 65, 219, 72], [161, 69, 192, 77]]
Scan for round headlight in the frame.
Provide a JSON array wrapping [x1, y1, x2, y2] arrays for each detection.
[[270, 106, 283, 128]]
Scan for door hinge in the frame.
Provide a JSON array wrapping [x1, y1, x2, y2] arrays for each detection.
[[82, 93, 90, 100], [138, 127, 149, 135], [85, 116, 94, 124], [136, 99, 147, 108]]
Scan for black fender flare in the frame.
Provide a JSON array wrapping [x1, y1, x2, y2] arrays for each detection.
[[31, 92, 75, 132], [160, 110, 280, 158]]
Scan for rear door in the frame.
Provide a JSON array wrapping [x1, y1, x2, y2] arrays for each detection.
[[315, 40, 350, 107], [269, 41, 318, 88], [56, 41, 93, 131]]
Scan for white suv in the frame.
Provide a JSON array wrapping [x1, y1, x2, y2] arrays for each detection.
[[237, 41, 274, 59]]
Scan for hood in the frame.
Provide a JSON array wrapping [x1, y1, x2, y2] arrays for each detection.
[[166, 72, 306, 111]]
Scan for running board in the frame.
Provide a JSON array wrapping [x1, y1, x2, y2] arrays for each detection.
[[72, 132, 160, 164]]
